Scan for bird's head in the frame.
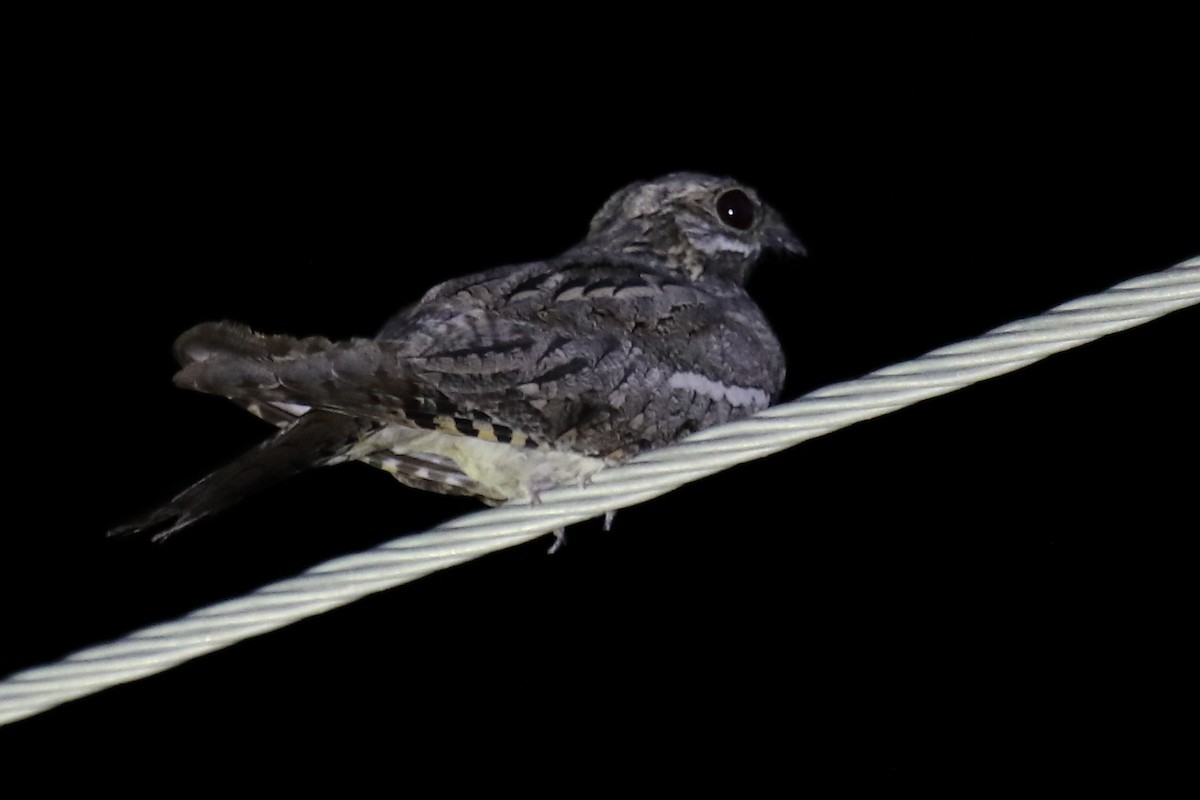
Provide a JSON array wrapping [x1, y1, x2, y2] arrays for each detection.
[[582, 172, 806, 285]]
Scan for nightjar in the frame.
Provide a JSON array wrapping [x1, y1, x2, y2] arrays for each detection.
[[110, 172, 805, 541]]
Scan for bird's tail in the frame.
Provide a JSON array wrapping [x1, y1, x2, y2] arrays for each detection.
[[170, 321, 422, 421], [108, 412, 374, 541]]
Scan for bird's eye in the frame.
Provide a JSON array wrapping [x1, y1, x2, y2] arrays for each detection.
[[716, 189, 756, 230]]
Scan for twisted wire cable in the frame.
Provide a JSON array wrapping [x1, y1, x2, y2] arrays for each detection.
[[2, 256, 1196, 725]]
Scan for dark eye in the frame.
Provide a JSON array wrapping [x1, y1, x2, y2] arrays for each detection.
[[716, 189, 755, 230]]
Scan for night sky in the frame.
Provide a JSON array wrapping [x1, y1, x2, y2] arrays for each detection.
[[5, 38, 1196, 782]]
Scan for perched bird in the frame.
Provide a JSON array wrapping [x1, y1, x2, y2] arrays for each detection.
[[110, 172, 805, 543]]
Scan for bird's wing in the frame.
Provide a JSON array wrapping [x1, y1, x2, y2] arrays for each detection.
[[109, 411, 374, 540], [386, 257, 785, 457]]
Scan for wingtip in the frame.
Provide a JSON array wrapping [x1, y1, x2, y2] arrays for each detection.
[[106, 509, 192, 542]]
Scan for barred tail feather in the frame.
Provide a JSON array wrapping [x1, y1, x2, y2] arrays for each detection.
[[172, 322, 426, 423]]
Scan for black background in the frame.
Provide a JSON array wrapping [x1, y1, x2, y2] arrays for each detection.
[[3, 24, 1196, 785]]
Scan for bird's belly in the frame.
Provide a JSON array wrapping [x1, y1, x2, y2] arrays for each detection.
[[348, 424, 608, 503]]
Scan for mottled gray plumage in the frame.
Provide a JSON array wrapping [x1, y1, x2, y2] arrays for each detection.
[[111, 173, 804, 541]]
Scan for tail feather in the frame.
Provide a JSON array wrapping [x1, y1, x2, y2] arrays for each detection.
[[109, 412, 374, 541], [172, 322, 427, 423]]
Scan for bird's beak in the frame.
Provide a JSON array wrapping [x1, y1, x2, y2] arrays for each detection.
[[764, 209, 807, 257]]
